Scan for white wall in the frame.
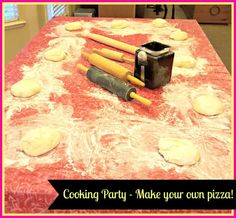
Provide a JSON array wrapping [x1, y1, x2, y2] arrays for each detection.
[[4, 5, 47, 65]]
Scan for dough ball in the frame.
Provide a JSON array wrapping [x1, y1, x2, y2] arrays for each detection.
[[65, 21, 82, 31], [157, 138, 200, 166], [10, 79, 41, 98], [152, 18, 169, 28], [20, 127, 61, 156], [173, 56, 196, 68], [170, 30, 188, 41], [111, 20, 129, 29], [191, 95, 224, 116], [44, 48, 66, 62]]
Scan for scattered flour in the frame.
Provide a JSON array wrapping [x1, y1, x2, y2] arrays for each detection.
[[5, 105, 75, 171], [6, 78, 231, 179], [5, 62, 70, 120], [66, 100, 231, 179], [163, 82, 231, 129], [172, 57, 208, 77], [37, 37, 86, 62], [92, 20, 178, 37], [46, 21, 93, 38], [6, 35, 86, 119], [150, 31, 208, 77]]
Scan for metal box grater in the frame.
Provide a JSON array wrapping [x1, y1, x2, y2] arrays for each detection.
[[134, 41, 175, 89]]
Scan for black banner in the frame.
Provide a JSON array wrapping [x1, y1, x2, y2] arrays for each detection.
[[48, 180, 236, 210]]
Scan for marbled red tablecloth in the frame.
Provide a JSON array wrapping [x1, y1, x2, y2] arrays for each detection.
[[4, 17, 232, 214]]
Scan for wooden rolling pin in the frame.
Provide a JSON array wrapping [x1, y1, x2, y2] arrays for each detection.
[[82, 52, 145, 87], [86, 33, 138, 54], [93, 48, 134, 64], [77, 64, 151, 106]]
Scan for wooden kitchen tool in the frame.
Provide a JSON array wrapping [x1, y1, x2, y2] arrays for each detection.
[[86, 33, 138, 54], [77, 64, 151, 106], [82, 52, 145, 87], [93, 48, 134, 64]]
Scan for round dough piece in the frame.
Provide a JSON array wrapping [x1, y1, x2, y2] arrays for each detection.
[[10, 79, 42, 98], [157, 138, 200, 166], [170, 30, 188, 41], [173, 56, 196, 68], [65, 21, 82, 31], [191, 95, 224, 116], [111, 20, 129, 29], [152, 18, 169, 28], [20, 127, 61, 156], [44, 48, 66, 62]]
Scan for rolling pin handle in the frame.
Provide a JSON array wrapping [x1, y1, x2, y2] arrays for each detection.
[[127, 75, 145, 87], [123, 57, 135, 64], [92, 48, 101, 54], [82, 52, 90, 60], [77, 64, 88, 72], [130, 92, 152, 106]]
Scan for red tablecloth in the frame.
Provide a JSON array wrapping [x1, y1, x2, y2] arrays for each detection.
[[4, 17, 232, 214]]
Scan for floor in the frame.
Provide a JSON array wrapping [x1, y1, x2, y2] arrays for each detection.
[[142, 5, 232, 73]]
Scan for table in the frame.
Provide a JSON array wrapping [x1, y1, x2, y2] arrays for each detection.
[[4, 17, 232, 214]]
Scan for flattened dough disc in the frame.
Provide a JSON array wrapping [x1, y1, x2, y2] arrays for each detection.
[[192, 95, 224, 116], [111, 20, 129, 29], [157, 138, 200, 166], [65, 21, 82, 31], [20, 127, 61, 156], [10, 79, 42, 98], [44, 48, 66, 62], [173, 56, 196, 68], [152, 18, 169, 28], [170, 30, 188, 41]]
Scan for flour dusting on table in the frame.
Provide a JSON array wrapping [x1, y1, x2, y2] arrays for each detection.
[[93, 20, 177, 37], [6, 61, 70, 120], [5, 105, 76, 170], [47, 21, 93, 37]]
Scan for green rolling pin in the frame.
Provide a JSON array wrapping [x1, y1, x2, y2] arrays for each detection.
[[77, 64, 152, 106]]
